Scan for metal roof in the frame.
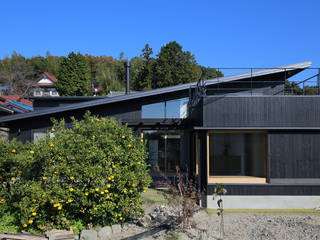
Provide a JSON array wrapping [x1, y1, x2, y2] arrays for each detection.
[[0, 61, 312, 124]]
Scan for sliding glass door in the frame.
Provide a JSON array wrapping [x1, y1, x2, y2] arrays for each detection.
[[143, 130, 183, 176]]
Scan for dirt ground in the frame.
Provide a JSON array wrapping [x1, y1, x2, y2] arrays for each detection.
[[117, 209, 320, 240]]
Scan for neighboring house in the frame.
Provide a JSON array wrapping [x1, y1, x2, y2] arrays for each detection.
[[0, 85, 11, 96], [1, 61, 320, 209], [33, 72, 59, 97], [0, 96, 33, 115]]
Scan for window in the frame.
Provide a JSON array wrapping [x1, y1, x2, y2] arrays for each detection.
[[33, 131, 55, 143], [143, 130, 184, 176], [141, 98, 189, 119], [33, 131, 46, 143], [208, 131, 267, 183], [141, 102, 165, 118]]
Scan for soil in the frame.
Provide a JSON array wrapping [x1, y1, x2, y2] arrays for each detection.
[[116, 204, 320, 240]]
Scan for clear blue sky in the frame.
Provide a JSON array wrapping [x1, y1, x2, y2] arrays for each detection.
[[1, 0, 319, 69]]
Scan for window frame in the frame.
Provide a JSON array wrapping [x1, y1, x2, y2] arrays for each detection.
[[207, 130, 268, 184]]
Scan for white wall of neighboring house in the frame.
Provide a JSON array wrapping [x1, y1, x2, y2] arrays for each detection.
[[33, 77, 59, 96], [37, 77, 54, 84]]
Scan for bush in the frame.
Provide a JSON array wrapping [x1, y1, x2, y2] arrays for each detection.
[[0, 113, 152, 232]]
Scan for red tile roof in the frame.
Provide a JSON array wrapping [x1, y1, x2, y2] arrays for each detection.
[[43, 72, 58, 82], [0, 95, 33, 106]]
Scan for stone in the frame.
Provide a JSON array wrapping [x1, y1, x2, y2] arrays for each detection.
[[137, 215, 152, 227], [97, 226, 112, 240], [80, 230, 97, 240], [46, 229, 75, 240], [111, 224, 122, 234]]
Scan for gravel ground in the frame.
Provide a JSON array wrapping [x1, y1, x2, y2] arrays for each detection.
[[115, 207, 320, 240]]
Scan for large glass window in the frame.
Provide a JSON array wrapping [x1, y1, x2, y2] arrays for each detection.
[[141, 98, 188, 119], [208, 132, 266, 183], [143, 130, 185, 176]]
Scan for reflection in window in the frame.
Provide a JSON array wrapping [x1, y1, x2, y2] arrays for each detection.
[[33, 131, 46, 143], [209, 132, 265, 177], [141, 98, 189, 119], [141, 102, 165, 118], [33, 131, 55, 143], [143, 130, 185, 176]]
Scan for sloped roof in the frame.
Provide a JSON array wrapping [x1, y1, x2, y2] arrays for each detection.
[[0, 61, 312, 124], [43, 72, 58, 82], [0, 95, 33, 106]]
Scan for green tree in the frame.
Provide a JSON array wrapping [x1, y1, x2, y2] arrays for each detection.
[[46, 51, 61, 77], [130, 56, 145, 91], [0, 113, 151, 232], [153, 41, 202, 88], [28, 56, 48, 78], [96, 62, 122, 95], [56, 52, 92, 96], [200, 66, 223, 80], [133, 44, 154, 91]]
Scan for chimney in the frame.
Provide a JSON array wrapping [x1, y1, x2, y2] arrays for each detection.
[[126, 60, 130, 94]]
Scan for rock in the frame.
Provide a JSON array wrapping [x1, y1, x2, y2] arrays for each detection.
[[137, 215, 152, 227], [80, 230, 97, 240], [97, 226, 112, 240], [46, 229, 75, 240], [150, 212, 158, 220], [111, 224, 122, 234]]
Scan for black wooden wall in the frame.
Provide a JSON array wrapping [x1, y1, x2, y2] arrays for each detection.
[[8, 101, 141, 142], [203, 96, 320, 127], [269, 131, 320, 180]]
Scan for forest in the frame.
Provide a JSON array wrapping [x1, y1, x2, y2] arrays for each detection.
[[0, 41, 223, 96]]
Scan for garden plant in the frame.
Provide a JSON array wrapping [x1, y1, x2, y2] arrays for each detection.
[[0, 112, 151, 233]]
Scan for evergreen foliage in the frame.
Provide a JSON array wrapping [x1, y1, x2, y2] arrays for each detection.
[[153, 41, 202, 88], [0, 42, 228, 95], [56, 52, 92, 96]]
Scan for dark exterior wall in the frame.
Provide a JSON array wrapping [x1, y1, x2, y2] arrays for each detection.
[[8, 102, 141, 142], [269, 131, 320, 180], [32, 98, 106, 111], [205, 71, 296, 96], [203, 96, 320, 127], [189, 99, 203, 126]]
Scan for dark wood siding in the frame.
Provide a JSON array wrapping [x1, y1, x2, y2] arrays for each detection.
[[269, 132, 320, 179], [203, 96, 320, 127], [207, 183, 320, 195], [8, 102, 141, 142]]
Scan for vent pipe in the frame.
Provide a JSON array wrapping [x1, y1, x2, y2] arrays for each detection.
[[126, 60, 130, 94]]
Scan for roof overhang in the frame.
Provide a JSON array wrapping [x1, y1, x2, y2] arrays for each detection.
[[0, 61, 312, 125]]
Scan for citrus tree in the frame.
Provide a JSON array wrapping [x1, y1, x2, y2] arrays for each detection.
[[0, 113, 151, 232]]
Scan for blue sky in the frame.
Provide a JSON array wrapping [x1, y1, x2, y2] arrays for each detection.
[[1, 0, 319, 69]]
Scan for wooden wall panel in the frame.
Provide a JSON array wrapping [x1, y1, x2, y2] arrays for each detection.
[[269, 132, 320, 179], [203, 96, 320, 127]]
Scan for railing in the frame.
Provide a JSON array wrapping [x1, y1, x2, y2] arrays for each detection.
[[191, 67, 320, 98]]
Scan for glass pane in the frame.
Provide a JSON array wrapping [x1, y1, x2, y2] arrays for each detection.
[[209, 132, 265, 177], [33, 131, 46, 143], [166, 98, 188, 118], [143, 130, 183, 176], [142, 102, 165, 118]]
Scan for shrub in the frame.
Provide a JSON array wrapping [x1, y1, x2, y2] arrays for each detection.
[[0, 113, 152, 232]]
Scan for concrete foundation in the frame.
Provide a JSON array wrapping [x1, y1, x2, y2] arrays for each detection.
[[207, 195, 320, 209]]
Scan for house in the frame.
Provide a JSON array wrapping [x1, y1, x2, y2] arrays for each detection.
[[0, 95, 33, 115], [33, 72, 59, 97], [0, 61, 320, 209]]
